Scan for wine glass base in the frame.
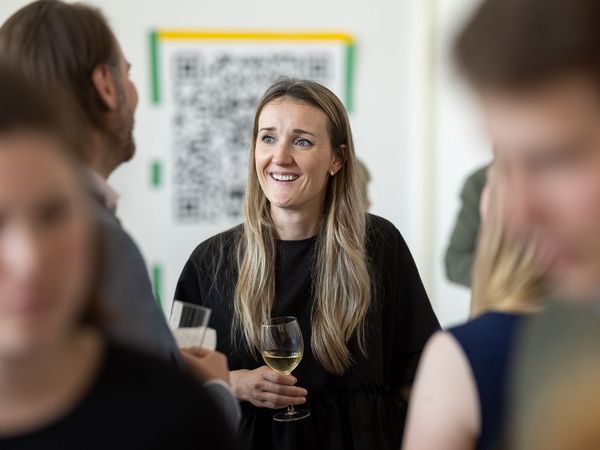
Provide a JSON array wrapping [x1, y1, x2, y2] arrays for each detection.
[[273, 409, 310, 422]]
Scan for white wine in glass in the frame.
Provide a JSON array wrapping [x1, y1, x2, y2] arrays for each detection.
[[261, 350, 303, 374], [260, 316, 310, 422]]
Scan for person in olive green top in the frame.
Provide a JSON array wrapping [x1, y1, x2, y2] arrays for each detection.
[[444, 164, 489, 287]]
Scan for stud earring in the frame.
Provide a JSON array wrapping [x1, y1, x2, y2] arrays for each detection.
[[330, 170, 335, 176]]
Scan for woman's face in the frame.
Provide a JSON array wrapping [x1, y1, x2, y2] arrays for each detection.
[[0, 133, 93, 360], [255, 97, 342, 214]]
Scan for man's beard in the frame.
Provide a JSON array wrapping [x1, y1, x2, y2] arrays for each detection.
[[109, 80, 136, 163], [112, 112, 135, 163]]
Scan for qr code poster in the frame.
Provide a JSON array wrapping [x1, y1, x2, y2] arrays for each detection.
[[149, 30, 355, 224]]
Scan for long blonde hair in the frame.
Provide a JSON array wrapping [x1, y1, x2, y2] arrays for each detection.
[[233, 79, 371, 375], [471, 167, 547, 316]]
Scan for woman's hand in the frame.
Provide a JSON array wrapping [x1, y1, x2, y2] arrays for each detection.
[[230, 366, 307, 409]]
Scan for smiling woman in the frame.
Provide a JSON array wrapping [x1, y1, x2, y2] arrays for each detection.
[[175, 78, 440, 450], [255, 97, 342, 222]]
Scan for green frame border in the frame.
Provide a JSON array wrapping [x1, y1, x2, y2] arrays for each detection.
[[148, 30, 356, 111], [150, 30, 161, 104], [344, 43, 355, 112]]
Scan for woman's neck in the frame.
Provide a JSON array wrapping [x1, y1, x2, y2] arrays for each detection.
[[270, 204, 322, 241], [0, 329, 103, 435]]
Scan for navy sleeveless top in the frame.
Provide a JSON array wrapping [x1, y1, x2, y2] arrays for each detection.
[[448, 312, 524, 450]]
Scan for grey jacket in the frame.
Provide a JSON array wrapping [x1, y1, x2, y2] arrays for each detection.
[[93, 196, 241, 430], [94, 202, 181, 363]]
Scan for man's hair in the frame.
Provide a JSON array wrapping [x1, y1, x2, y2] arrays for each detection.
[[0, 0, 120, 131], [0, 62, 81, 156], [455, 0, 600, 90]]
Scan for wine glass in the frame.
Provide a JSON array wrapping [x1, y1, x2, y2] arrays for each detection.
[[260, 316, 310, 422]]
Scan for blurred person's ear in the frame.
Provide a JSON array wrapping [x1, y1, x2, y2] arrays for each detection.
[[91, 64, 120, 111]]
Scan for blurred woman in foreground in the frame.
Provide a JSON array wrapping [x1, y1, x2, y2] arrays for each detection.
[[403, 166, 547, 450], [0, 66, 235, 450]]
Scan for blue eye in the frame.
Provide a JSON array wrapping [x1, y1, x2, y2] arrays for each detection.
[[295, 138, 313, 148], [261, 135, 275, 144]]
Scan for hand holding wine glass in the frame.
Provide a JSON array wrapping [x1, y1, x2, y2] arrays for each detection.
[[260, 316, 310, 422], [229, 366, 307, 409]]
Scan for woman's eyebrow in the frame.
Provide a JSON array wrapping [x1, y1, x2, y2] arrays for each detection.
[[258, 127, 317, 136], [293, 129, 317, 137]]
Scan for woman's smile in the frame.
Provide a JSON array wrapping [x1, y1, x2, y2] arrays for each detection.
[[269, 172, 301, 183]]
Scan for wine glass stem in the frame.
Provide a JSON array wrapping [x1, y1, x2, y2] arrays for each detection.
[[287, 405, 296, 415]]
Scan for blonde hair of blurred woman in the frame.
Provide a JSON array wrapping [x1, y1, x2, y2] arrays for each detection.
[[234, 79, 370, 375], [470, 166, 547, 317]]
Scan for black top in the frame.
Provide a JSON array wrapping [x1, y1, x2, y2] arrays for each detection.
[[175, 214, 440, 450], [0, 343, 237, 450], [449, 312, 525, 450]]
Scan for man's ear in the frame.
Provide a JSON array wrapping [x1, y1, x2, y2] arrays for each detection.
[[91, 64, 119, 111]]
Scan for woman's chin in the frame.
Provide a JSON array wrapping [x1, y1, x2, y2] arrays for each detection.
[[268, 196, 298, 210]]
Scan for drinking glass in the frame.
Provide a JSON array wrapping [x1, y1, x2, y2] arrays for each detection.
[[169, 300, 211, 348], [260, 316, 310, 422]]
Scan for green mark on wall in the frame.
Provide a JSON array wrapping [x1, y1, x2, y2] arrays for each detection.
[[344, 43, 356, 113], [150, 30, 161, 104], [152, 264, 163, 310], [151, 160, 162, 188]]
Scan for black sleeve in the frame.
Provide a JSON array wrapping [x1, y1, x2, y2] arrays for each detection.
[[174, 228, 239, 310], [368, 216, 440, 389], [174, 252, 205, 307], [378, 222, 440, 387], [395, 231, 440, 384]]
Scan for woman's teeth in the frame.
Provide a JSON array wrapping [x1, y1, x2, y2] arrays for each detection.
[[271, 173, 299, 182]]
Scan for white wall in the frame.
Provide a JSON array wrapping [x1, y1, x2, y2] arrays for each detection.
[[0, 0, 488, 327], [430, 0, 491, 326]]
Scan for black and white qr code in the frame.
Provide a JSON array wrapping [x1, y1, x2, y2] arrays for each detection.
[[171, 50, 336, 223]]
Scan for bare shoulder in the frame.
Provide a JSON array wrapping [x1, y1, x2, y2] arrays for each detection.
[[419, 331, 466, 371], [403, 331, 479, 450], [409, 331, 475, 396]]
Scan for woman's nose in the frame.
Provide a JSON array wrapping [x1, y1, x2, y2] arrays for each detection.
[[271, 141, 294, 166]]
